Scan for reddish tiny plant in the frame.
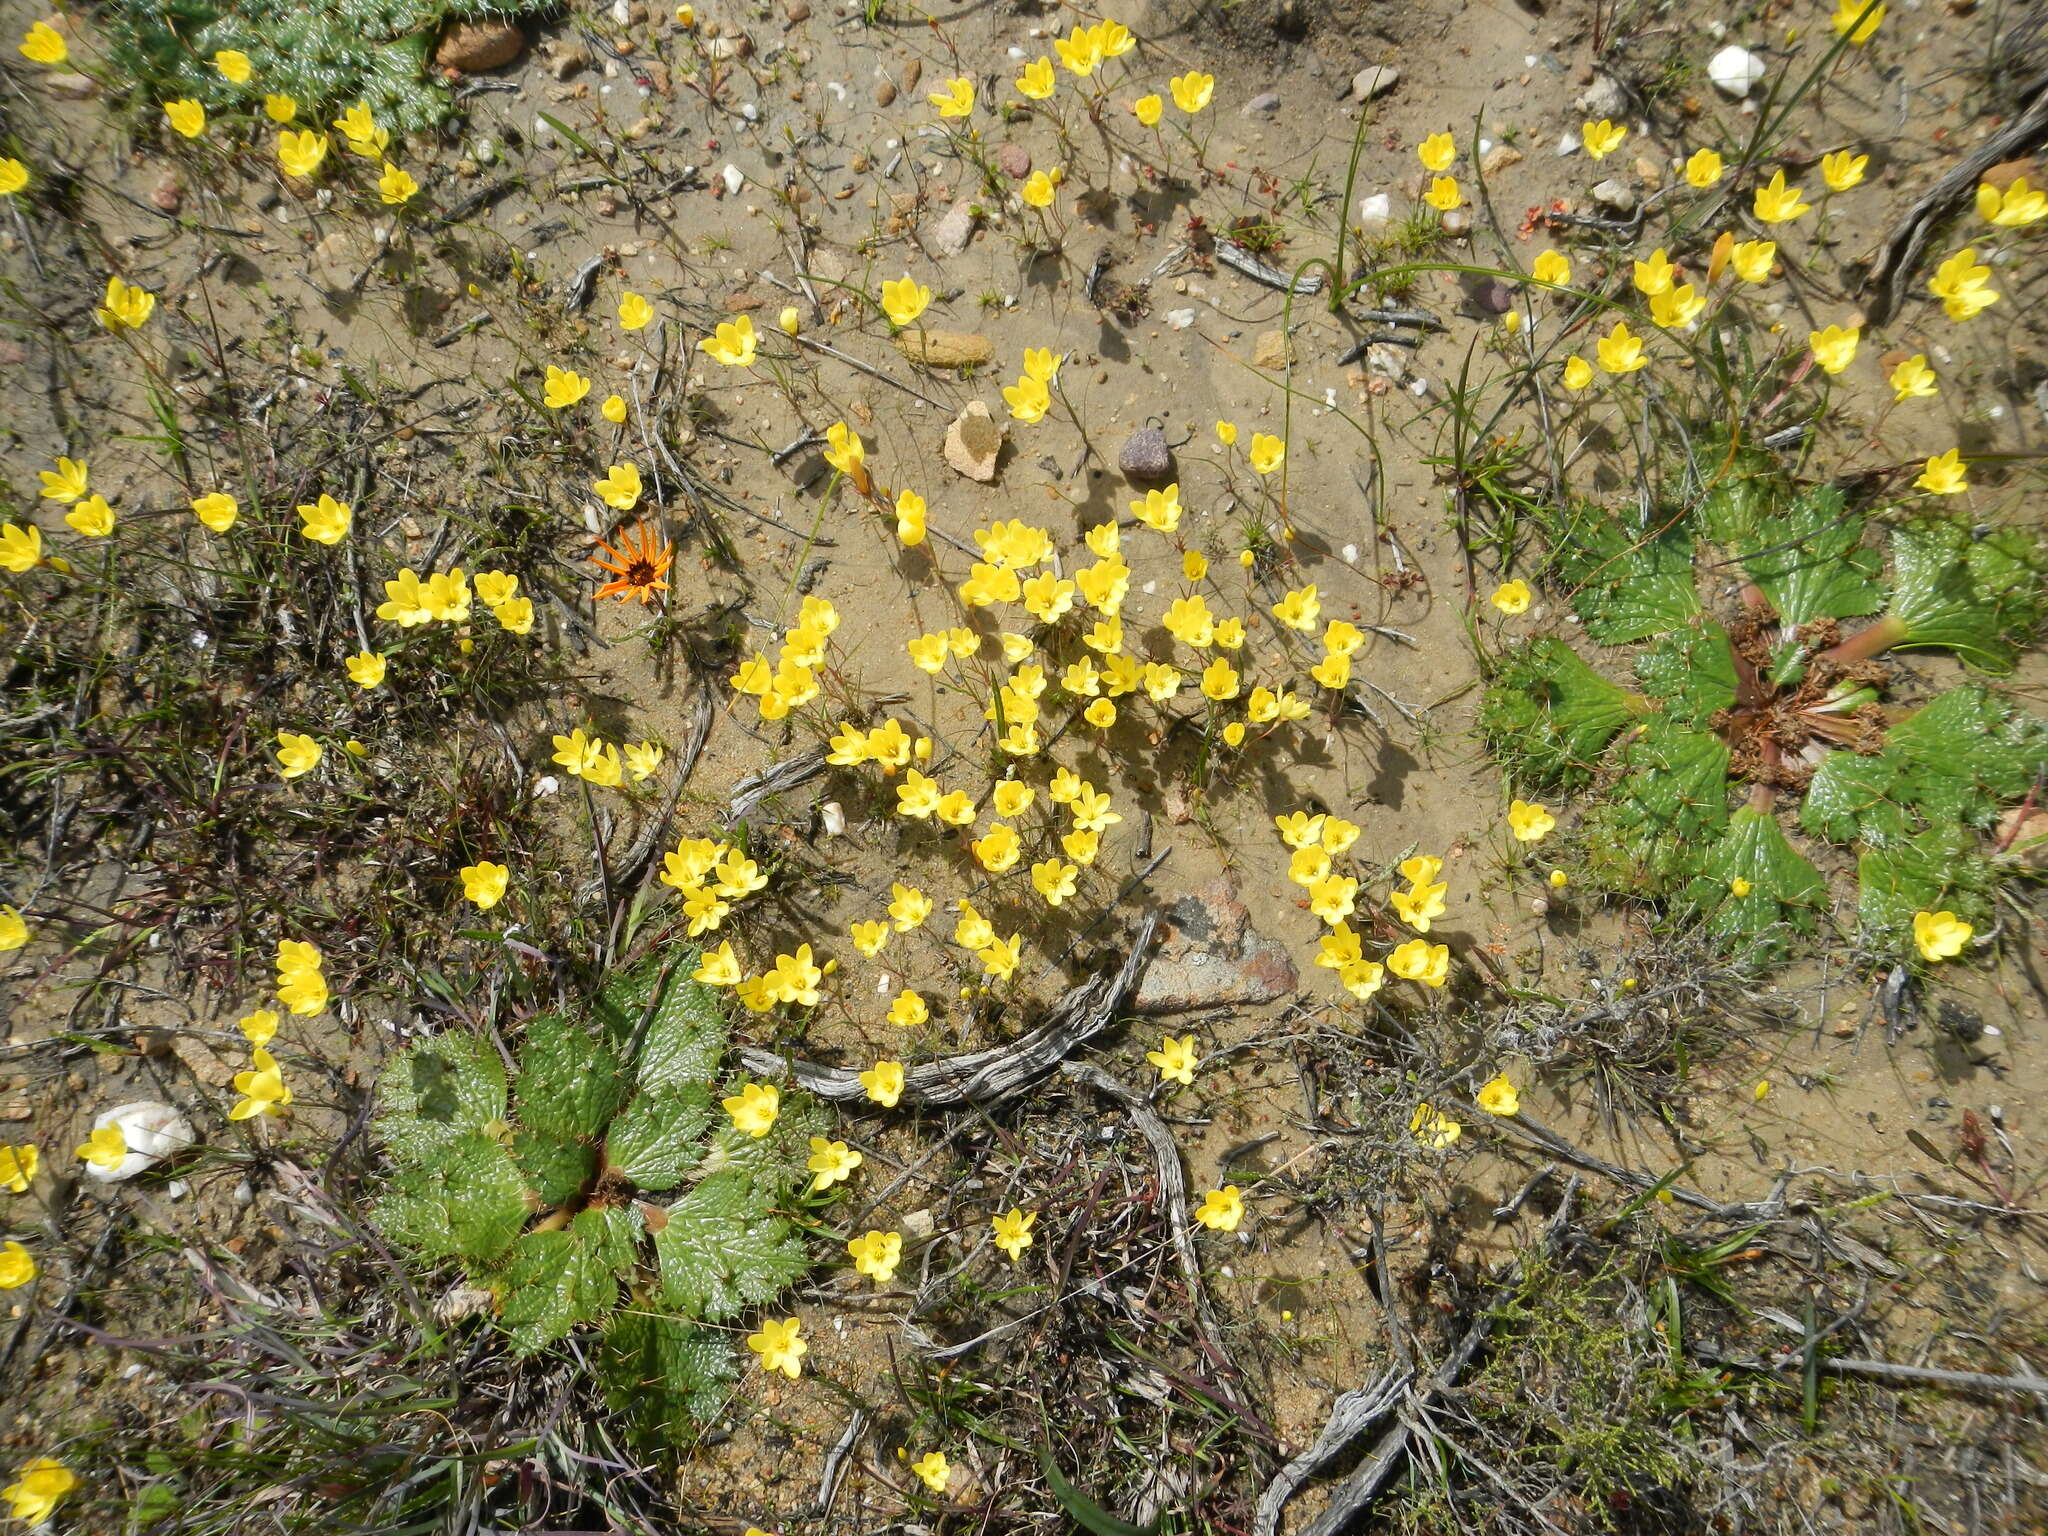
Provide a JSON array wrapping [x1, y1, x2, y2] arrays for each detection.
[[590, 520, 674, 605]]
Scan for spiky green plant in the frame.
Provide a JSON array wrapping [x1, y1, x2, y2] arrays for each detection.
[[374, 957, 823, 1440], [101, 0, 535, 135], [1483, 448, 2048, 965]]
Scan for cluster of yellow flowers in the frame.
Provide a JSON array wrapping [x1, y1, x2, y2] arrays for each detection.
[[228, 1009, 293, 1121], [1273, 809, 1452, 1000], [275, 938, 329, 1016], [655, 837, 767, 938], [551, 728, 663, 789], [0, 1137, 38, 1295], [730, 594, 839, 722]]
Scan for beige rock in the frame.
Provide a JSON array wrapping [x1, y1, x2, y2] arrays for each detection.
[[1480, 144, 1524, 176], [943, 400, 1003, 481], [894, 329, 994, 368], [1253, 329, 1291, 369], [436, 20, 525, 72]]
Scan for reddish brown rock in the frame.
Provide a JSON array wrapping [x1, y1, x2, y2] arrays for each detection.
[[436, 20, 525, 73], [995, 143, 1031, 179], [1134, 877, 1299, 1013]]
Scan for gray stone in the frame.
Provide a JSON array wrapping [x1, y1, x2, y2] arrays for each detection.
[[929, 198, 977, 257], [1134, 878, 1299, 1014], [1242, 91, 1281, 118], [1590, 177, 1638, 213], [1118, 426, 1172, 482], [1351, 66, 1400, 101], [943, 400, 1002, 481], [1577, 73, 1627, 120]]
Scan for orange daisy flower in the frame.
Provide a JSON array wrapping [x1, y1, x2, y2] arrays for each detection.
[[591, 520, 673, 604]]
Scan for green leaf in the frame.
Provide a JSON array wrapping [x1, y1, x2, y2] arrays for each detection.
[[654, 1170, 810, 1322], [1887, 687, 2048, 828], [573, 1203, 645, 1280], [1583, 719, 1731, 894], [1740, 485, 1882, 626], [1885, 518, 2041, 673], [608, 1084, 714, 1192], [600, 1309, 737, 1440], [513, 1128, 596, 1208], [494, 1226, 618, 1354], [1039, 1451, 1161, 1536], [376, 1031, 508, 1161], [634, 966, 731, 1089], [1800, 750, 1909, 847], [1682, 808, 1827, 966], [1695, 439, 1783, 547], [1482, 639, 1640, 789], [1856, 827, 1996, 944], [373, 1131, 530, 1265], [1633, 622, 1737, 728], [515, 1013, 628, 1141], [1547, 506, 1701, 644]]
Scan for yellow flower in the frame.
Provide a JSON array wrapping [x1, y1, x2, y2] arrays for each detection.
[[1808, 323, 1859, 376], [1274, 810, 1324, 848], [848, 919, 889, 958], [723, 1081, 781, 1138], [1649, 283, 1705, 330], [1320, 816, 1360, 856], [1729, 876, 1753, 897], [807, 1136, 863, 1192], [164, 99, 207, 139], [1424, 175, 1461, 212], [239, 1009, 278, 1048], [345, 650, 386, 688], [1311, 650, 1350, 690], [972, 821, 1022, 873], [1560, 356, 1594, 390], [592, 462, 642, 510], [1272, 583, 1320, 632], [1062, 827, 1100, 865], [275, 731, 322, 779], [1096, 20, 1135, 58], [1391, 879, 1448, 933], [459, 860, 509, 910], [1308, 875, 1358, 925], [1684, 147, 1724, 187], [1977, 176, 2046, 228], [213, 48, 252, 83], [1388, 939, 1450, 988], [847, 1228, 901, 1282], [1915, 448, 1967, 496], [1147, 1034, 1200, 1086], [1832, 0, 1884, 44], [97, 276, 156, 331], [1055, 23, 1103, 75], [1729, 238, 1776, 283], [1, 1458, 77, 1525], [1016, 56, 1056, 100], [492, 597, 534, 635], [1248, 433, 1285, 475], [1530, 250, 1570, 286], [0, 1144, 35, 1193], [1168, 70, 1214, 113], [1003, 373, 1051, 423], [1582, 119, 1627, 159], [18, 21, 67, 65], [1929, 247, 1997, 321], [1596, 320, 1647, 374], [880, 275, 931, 328], [1222, 721, 1246, 748], [188, 491, 238, 532], [617, 291, 655, 331], [297, 493, 351, 543], [543, 364, 591, 409], [860, 1059, 905, 1107], [1889, 353, 1937, 402], [1020, 170, 1056, 208], [746, 1316, 806, 1379], [1752, 169, 1810, 224], [894, 488, 927, 547], [614, 740, 659, 783], [823, 420, 866, 484], [912, 1450, 952, 1493], [991, 1207, 1036, 1259], [1132, 484, 1182, 534], [77, 1124, 128, 1170], [0, 158, 26, 196], [1476, 1074, 1520, 1115], [1913, 909, 1972, 962], [1194, 1186, 1243, 1231], [229, 1047, 292, 1120], [693, 941, 741, 986], [264, 93, 297, 123], [1026, 858, 1076, 907], [377, 161, 419, 205], [1821, 149, 1867, 192], [1417, 131, 1455, 173], [1549, 869, 1569, 889], [700, 314, 759, 366], [600, 393, 628, 425], [64, 496, 114, 537], [1132, 93, 1163, 127], [0, 524, 34, 573], [1507, 799, 1556, 842], [277, 129, 329, 179], [1199, 657, 1240, 701], [929, 76, 974, 118], [1180, 549, 1209, 582], [1410, 1103, 1461, 1148], [885, 882, 931, 932], [887, 988, 928, 1027], [1490, 579, 1531, 615], [978, 934, 1022, 980], [1632, 248, 1675, 297]]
